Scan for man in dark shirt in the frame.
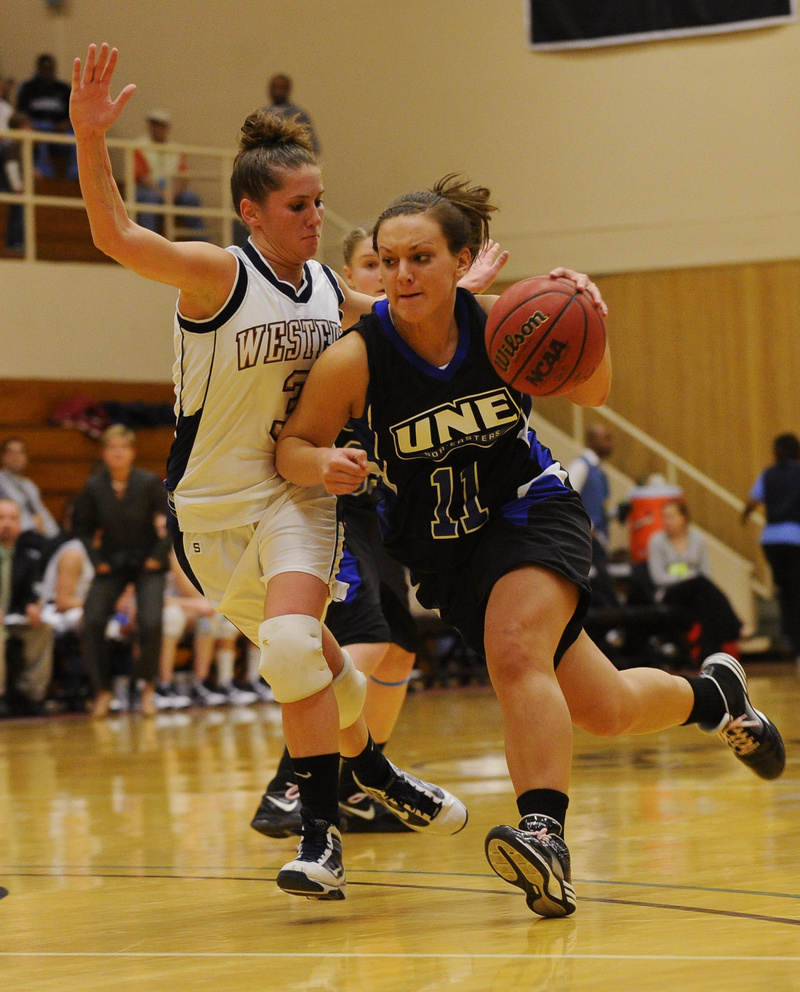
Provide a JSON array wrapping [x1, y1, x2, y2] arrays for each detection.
[[16, 53, 76, 178], [72, 426, 170, 717], [0, 498, 54, 717]]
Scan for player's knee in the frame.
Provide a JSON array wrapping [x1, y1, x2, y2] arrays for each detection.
[[332, 649, 367, 729], [257, 615, 332, 704]]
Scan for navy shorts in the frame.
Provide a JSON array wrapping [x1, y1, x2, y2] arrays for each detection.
[[411, 488, 592, 666], [326, 497, 419, 653]]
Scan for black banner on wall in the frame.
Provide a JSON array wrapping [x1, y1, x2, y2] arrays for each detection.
[[528, 1, 796, 50]]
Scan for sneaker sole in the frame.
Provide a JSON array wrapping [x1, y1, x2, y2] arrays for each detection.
[[276, 869, 346, 901], [250, 814, 302, 838], [701, 654, 786, 779], [485, 828, 576, 918]]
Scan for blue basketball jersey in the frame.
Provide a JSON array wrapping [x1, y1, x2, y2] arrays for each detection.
[[348, 288, 570, 574]]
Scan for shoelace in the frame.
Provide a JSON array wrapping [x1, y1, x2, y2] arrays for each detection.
[[297, 813, 336, 862], [721, 715, 761, 755], [381, 773, 440, 819]]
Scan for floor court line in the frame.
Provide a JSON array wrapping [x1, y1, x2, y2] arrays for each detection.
[[2, 871, 798, 926], [3, 866, 799, 902], [1, 952, 799, 963]]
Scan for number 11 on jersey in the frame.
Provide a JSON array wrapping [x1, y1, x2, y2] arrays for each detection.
[[431, 463, 489, 539]]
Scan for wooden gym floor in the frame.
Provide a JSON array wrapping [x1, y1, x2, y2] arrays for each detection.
[[1, 661, 798, 992]]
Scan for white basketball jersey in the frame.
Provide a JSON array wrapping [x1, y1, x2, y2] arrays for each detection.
[[166, 241, 344, 533]]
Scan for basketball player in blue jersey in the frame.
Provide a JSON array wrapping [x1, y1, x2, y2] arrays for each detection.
[[70, 44, 501, 903], [253, 226, 503, 836], [276, 175, 785, 918]]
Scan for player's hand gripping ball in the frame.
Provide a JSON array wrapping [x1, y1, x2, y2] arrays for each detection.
[[484, 276, 606, 396]]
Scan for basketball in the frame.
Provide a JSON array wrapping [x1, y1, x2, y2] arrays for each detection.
[[484, 276, 606, 397]]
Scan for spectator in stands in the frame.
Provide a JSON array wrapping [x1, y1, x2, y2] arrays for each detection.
[[743, 432, 800, 663], [263, 73, 320, 155], [156, 549, 259, 708], [0, 76, 13, 133], [72, 425, 170, 718], [1, 111, 35, 252], [15, 53, 77, 178], [39, 498, 94, 636], [134, 109, 204, 235], [647, 498, 741, 662], [568, 423, 619, 608], [38, 499, 94, 710], [0, 436, 60, 537], [0, 498, 54, 717]]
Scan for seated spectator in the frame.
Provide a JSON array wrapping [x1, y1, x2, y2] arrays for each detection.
[[647, 499, 742, 662], [15, 53, 77, 178], [0, 498, 54, 717], [134, 109, 205, 235], [37, 500, 95, 711], [0, 436, 60, 537], [72, 425, 170, 718], [38, 499, 94, 635], [156, 552, 258, 709]]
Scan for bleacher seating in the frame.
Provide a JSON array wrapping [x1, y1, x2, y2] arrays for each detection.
[[0, 378, 175, 522]]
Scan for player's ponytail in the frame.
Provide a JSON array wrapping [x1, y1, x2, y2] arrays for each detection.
[[231, 110, 317, 219], [373, 174, 497, 264]]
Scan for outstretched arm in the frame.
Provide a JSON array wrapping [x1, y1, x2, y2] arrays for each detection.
[[70, 43, 235, 316]]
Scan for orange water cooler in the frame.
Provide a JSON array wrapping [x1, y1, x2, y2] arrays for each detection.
[[628, 484, 683, 563]]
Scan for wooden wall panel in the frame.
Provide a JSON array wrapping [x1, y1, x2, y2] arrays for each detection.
[[523, 260, 800, 579]]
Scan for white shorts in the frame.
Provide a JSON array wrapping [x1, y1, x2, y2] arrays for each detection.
[[172, 485, 345, 644]]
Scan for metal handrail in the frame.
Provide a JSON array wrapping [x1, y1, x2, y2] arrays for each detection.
[[567, 404, 769, 599], [0, 126, 351, 260]]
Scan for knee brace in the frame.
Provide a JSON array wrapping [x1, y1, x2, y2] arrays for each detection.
[[332, 649, 367, 729], [257, 615, 332, 704]]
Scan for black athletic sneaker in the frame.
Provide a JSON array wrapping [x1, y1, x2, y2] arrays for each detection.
[[250, 783, 302, 837], [485, 815, 577, 918], [698, 653, 785, 780], [276, 811, 346, 901], [353, 760, 468, 835], [339, 790, 415, 834]]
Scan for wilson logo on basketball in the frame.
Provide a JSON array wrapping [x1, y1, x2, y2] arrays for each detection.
[[524, 338, 568, 388], [493, 310, 549, 373]]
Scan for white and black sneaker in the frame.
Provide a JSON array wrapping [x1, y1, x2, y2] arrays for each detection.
[[216, 682, 258, 706], [339, 791, 414, 834], [698, 653, 785, 780], [250, 783, 302, 837], [154, 682, 192, 710], [191, 682, 227, 707], [485, 815, 576, 918], [247, 678, 274, 703], [354, 760, 468, 835], [276, 811, 346, 901]]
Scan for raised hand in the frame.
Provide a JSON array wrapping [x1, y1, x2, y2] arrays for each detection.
[[459, 239, 510, 294], [69, 43, 136, 138]]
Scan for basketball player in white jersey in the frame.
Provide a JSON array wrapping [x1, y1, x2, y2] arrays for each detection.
[[70, 43, 478, 903]]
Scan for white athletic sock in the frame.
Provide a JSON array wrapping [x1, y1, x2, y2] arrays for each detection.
[[216, 648, 236, 686], [246, 642, 261, 683]]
